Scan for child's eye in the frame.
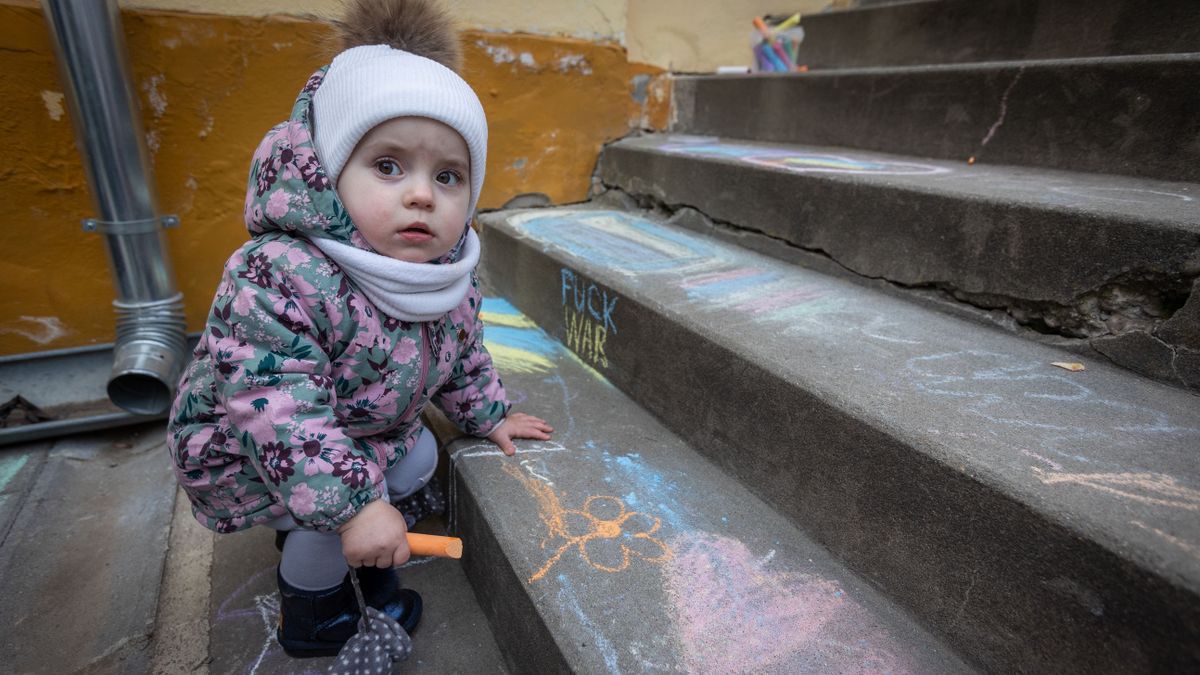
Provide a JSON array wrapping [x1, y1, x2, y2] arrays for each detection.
[[436, 169, 464, 186], [375, 159, 401, 176]]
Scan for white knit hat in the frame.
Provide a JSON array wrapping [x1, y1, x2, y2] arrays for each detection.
[[313, 44, 488, 216]]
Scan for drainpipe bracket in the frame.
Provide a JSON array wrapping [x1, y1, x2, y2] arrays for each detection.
[[82, 215, 180, 234]]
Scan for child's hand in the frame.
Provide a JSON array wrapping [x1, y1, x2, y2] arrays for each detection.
[[487, 412, 554, 456], [337, 499, 411, 568]]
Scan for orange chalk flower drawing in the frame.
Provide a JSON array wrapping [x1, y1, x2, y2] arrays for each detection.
[[502, 462, 673, 583]]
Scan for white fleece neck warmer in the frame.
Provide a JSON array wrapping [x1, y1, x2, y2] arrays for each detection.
[[310, 228, 480, 322]]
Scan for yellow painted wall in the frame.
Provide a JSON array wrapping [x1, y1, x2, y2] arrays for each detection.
[[121, 0, 818, 71], [121, 0, 630, 45], [0, 2, 668, 354]]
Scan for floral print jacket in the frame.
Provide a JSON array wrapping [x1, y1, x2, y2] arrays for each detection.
[[167, 69, 509, 534]]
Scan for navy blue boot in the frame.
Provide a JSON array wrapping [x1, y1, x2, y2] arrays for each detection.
[[356, 565, 423, 634], [276, 568, 422, 658]]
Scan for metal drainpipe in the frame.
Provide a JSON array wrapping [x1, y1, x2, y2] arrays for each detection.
[[41, 0, 187, 415]]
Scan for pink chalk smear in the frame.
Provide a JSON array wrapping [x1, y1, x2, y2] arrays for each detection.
[[663, 532, 915, 674], [679, 268, 762, 289]]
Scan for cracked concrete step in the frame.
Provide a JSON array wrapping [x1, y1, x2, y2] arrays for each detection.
[[598, 133, 1200, 390], [672, 54, 1200, 183], [477, 205, 1200, 674], [793, 0, 1200, 69], [446, 295, 972, 674]]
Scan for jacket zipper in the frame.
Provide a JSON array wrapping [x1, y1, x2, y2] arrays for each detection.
[[396, 322, 431, 426]]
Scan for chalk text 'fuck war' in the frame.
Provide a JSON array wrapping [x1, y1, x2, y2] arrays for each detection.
[[561, 268, 617, 368]]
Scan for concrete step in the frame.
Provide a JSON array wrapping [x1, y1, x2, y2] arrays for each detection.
[[598, 133, 1200, 391], [447, 296, 973, 673], [672, 54, 1200, 183], [794, 0, 1200, 69], [476, 205, 1200, 674]]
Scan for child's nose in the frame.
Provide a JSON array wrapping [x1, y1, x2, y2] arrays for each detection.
[[404, 178, 435, 210]]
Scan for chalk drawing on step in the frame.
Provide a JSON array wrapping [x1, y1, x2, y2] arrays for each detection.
[[0, 454, 30, 493], [677, 267, 845, 322], [1020, 448, 1065, 472], [1033, 468, 1200, 511], [905, 350, 1200, 439], [1131, 519, 1200, 561], [479, 296, 565, 380], [663, 532, 917, 674], [509, 209, 718, 275], [672, 262, 929, 347], [561, 268, 617, 368], [248, 593, 280, 675], [501, 461, 672, 584], [213, 564, 287, 673], [558, 575, 623, 674], [1049, 185, 1195, 205], [603, 452, 689, 534], [521, 457, 555, 485], [482, 295, 610, 388], [659, 141, 950, 176], [497, 442, 933, 670], [485, 324, 559, 375]]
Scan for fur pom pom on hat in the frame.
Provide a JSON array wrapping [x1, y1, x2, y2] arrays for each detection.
[[314, 0, 486, 215], [332, 0, 462, 72]]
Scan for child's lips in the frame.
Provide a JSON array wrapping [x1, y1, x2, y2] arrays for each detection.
[[399, 223, 433, 242]]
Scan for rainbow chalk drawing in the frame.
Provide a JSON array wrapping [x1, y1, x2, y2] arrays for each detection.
[[508, 208, 924, 345], [664, 532, 916, 674], [509, 210, 718, 275], [676, 264, 851, 327]]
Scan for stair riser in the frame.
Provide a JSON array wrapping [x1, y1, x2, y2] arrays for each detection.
[[456, 473, 572, 674], [599, 144, 1200, 389], [480, 220, 1200, 674], [794, 0, 1200, 68], [673, 57, 1200, 183]]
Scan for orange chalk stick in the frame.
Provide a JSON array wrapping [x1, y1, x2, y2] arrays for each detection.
[[407, 532, 463, 559]]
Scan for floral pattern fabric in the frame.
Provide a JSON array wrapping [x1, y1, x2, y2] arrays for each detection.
[[167, 68, 509, 534]]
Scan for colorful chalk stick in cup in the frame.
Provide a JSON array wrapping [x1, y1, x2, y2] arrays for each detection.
[[407, 532, 463, 559]]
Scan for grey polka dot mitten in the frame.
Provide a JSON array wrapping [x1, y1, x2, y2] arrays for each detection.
[[328, 568, 413, 674]]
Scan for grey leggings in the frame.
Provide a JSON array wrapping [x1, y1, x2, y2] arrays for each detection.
[[271, 425, 438, 590]]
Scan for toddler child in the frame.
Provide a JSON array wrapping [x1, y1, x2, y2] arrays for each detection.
[[166, 0, 552, 657]]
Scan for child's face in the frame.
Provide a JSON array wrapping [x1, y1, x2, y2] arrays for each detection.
[[337, 117, 471, 263]]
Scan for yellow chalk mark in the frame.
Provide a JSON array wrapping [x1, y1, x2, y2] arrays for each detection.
[[480, 310, 539, 330], [501, 463, 672, 584], [1034, 469, 1200, 511], [485, 343, 556, 375]]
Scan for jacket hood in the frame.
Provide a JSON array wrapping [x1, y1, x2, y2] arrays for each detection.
[[243, 67, 469, 261]]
